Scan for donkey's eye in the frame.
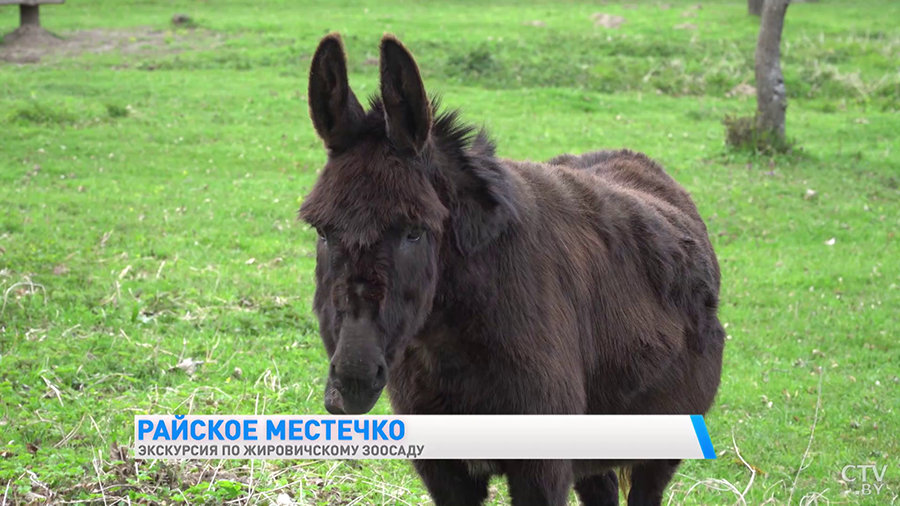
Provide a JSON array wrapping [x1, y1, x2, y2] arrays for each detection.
[[317, 229, 327, 243], [405, 228, 424, 243]]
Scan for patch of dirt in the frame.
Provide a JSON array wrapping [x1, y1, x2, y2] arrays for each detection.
[[1, 26, 222, 64], [590, 13, 626, 29], [1, 25, 61, 62], [680, 4, 703, 17], [171, 13, 193, 26], [726, 83, 757, 98]]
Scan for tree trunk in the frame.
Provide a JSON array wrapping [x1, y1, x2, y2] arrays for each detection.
[[20, 5, 40, 27], [748, 0, 764, 16], [755, 0, 790, 142]]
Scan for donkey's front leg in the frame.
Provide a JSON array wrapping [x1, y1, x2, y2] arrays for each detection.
[[412, 459, 489, 506], [626, 459, 680, 506], [506, 460, 573, 506]]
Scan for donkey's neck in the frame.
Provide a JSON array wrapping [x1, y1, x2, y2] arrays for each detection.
[[425, 158, 535, 331]]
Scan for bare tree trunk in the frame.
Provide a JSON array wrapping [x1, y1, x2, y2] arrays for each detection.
[[755, 0, 789, 141], [20, 5, 41, 27], [748, 0, 764, 16]]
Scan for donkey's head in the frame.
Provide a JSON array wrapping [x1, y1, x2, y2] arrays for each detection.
[[299, 33, 519, 414]]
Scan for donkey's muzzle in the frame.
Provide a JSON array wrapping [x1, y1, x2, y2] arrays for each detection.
[[324, 356, 388, 415]]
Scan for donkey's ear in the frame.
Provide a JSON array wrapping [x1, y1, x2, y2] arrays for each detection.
[[308, 33, 365, 152], [379, 35, 432, 153]]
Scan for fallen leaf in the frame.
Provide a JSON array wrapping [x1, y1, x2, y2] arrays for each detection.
[[674, 23, 697, 30], [733, 458, 767, 475], [825, 238, 836, 246], [24, 493, 47, 503], [172, 357, 204, 376], [100, 230, 113, 248], [524, 20, 546, 27], [53, 264, 69, 276]]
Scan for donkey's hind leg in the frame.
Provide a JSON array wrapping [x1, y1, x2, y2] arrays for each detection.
[[575, 470, 619, 505], [412, 460, 489, 506], [506, 460, 572, 506], [626, 460, 680, 506]]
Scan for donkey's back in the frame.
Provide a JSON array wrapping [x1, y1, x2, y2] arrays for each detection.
[[547, 149, 706, 226], [493, 148, 725, 417]]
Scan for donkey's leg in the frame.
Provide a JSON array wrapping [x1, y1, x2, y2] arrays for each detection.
[[626, 460, 680, 506], [412, 460, 489, 506], [506, 460, 572, 506], [575, 471, 619, 506]]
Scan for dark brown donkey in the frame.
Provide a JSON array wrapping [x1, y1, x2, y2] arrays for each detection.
[[299, 33, 725, 506]]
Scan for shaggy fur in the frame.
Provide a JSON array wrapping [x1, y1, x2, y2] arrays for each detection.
[[299, 33, 725, 506]]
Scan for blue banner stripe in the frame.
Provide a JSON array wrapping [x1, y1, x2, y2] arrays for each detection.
[[690, 415, 716, 459]]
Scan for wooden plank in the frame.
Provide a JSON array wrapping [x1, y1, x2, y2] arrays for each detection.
[[0, 0, 65, 5]]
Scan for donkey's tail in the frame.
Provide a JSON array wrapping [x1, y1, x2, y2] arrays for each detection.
[[617, 466, 632, 499]]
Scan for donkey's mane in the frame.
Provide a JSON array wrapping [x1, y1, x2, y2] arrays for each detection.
[[365, 94, 497, 162]]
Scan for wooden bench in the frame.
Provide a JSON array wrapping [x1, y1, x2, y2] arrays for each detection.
[[0, 0, 64, 29]]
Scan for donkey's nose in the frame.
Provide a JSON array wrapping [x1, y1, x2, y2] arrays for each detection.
[[327, 355, 387, 415], [373, 363, 387, 390], [332, 357, 387, 392]]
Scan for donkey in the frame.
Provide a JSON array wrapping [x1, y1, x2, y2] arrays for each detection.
[[299, 33, 725, 506]]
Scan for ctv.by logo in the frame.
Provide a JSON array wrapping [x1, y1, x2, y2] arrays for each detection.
[[841, 464, 890, 496]]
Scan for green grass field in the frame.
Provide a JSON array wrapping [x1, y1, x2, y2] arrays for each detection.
[[1, 0, 898, 504]]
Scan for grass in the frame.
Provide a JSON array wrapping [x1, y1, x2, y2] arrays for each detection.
[[723, 114, 795, 154], [1, 0, 898, 504]]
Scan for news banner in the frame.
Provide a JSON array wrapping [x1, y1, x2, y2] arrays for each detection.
[[134, 415, 716, 460]]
